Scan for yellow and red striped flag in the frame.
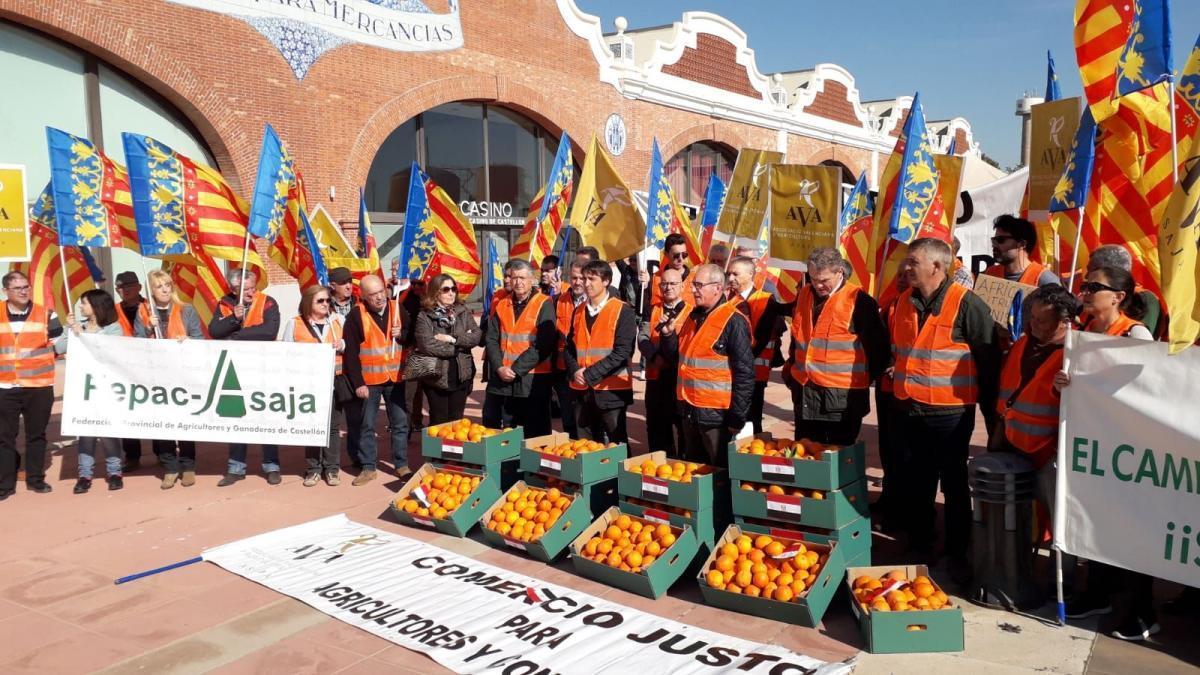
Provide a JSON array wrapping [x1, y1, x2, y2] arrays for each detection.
[[511, 133, 573, 265], [164, 253, 230, 337], [45, 127, 139, 251], [12, 186, 102, 315], [1074, 0, 1135, 123], [403, 166, 481, 294], [839, 215, 873, 288]]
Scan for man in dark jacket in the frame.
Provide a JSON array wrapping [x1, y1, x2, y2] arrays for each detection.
[[564, 260, 637, 443], [659, 263, 753, 466], [209, 268, 282, 486], [483, 259, 557, 435]]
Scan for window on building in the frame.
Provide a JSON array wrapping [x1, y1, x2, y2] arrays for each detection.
[[664, 141, 736, 206]]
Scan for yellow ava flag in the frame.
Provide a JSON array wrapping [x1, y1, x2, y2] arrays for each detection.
[[569, 135, 645, 262], [1158, 122, 1200, 354]]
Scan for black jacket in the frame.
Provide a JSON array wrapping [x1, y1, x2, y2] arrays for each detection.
[[341, 300, 408, 390], [413, 304, 481, 390], [484, 292, 557, 397], [563, 300, 638, 409], [208, 294, 280, 342], [660, 301, 755, 429]]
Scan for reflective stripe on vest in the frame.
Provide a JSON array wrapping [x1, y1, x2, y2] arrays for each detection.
[[357, 303, 401, 385], [677, 302, 745, 409], [996, 336, 1063, 462], [0, 303, 55, 388], [570, 300, 630, 391], [790, 283, 870, 390], [746, 290, 775, 382], [891, 283, 978, 406], [498, 293, 551, 375], [554, 293, 578, 370], [645, 301, 691, 381], [292, 316, 344, 376]]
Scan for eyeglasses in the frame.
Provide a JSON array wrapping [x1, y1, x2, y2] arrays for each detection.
[[5, 285, 30, 292], [365, 289, 388, 297], [314, 298, 331, 305], [1079, 281, 1119, 294], [990, 235, 1015, 245], [659, 281, 681, 288], [669, 251, 688, 260], [439, 286, 457, 293], [691, 281, 721, 291]]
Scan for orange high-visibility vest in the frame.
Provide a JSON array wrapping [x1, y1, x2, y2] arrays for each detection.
[[554, 292, 580, 371], [490, 288, 510, 317], [745, 289, 777, 383], [292, 316, 343, 376], [569, 300, 631, 391], [497, 293, 551, 375], [1083, 312, 1143, 337], [677, 302, 747, 410], [217, 293, 267, 328], [0, 303, 56, 388], [357, 302, 402, 385], [650, 268, 695, 306], [645, 300, 691, 381], [996, 336, 1062, 466], [790, 282, 869, 390], [892, 283, 979, 406], [116, 300, 151, 337], [984, 261, 1046, 286], [143, 304, 189, 339], [878, 295, 901, 394]]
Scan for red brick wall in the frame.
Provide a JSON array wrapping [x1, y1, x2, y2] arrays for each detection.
[[803, 81, 860, 127], [661, 34, 760, 99]]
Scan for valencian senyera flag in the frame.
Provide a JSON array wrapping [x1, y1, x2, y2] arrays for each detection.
[[12, 185, 104, 315], [45, 127, 137, 250], [482, 236, 503, 317], [1046, 50, 1062, 102], [122, 132, 265, 287], [1074, 0, 1136, 122], [246, 124, 325, 289], [511, 132, 573, 265], [1049, 107, 1098, 276], [569, 135, 645, 262], [714, 148, 783, 250], [401, 163, 481, 294], [164, 254, 230, 338], [356, 187, 386, 281], [1114, 0, 1172, 97], [838, 173, 874, 287], [699, 173, 726, 258], [646, 139, 704, 267], [1157, 119, 1200, 354]]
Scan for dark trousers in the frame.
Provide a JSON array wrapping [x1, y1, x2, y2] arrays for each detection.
[[894, 405, 975, 559], [482, 374, 551, 437], [748, 382, 767, 434], [874, 387, 899, 507], [0, 386, 54, 490], [406, 379, 425, 429], [576, 396, 628, 444], [1081, 563, 1157, 627], [343, 380, 410, 471], [306, 405, 342, 474], [424, 383, 472, 426], [228, 443, 280, 474], [681, 415, 733, 468], [645, 378, 683, 455], [154, 439, 196, 473], [122, 437, 143, 463], [551, 373, 578, 438]]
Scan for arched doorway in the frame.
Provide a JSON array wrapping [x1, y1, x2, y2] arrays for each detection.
[[818, 159, 858, 205], [665, 141, 736, 207]]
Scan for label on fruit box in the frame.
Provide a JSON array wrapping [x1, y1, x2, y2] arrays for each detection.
[[760, 456, 796, 477], [503, 537, 527, 551], [412, 516, 434, 528], [641, 476, 670, 498], [539, 453, 562, 474], [440, 440, 464, 456], [769, 527, 806, 542], [766, 493, 803, 516], [863, 579, 906, 604], [769, 543, 805, 560], [411, 486, 431, 508], [642, 509, 671, 525]]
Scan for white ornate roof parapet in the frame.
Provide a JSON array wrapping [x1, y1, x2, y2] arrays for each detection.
[[928, 117, 981, 157], [781, 63, 873, 130], [863, 96, 914, 138]]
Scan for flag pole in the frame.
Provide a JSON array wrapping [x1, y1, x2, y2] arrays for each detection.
[[1066, 206, 1084, 290], [140, 256, 161, 339], [1169, 80, 1180, 185], [1052, 324, 1075, 627], [57, 246, 73, 324], [235, 232, 251, 309]]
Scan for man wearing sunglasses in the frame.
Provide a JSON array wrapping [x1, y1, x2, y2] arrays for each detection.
[[641, 233, 694, 307], [982, 215, 1061, 287], [484, 259, 557, 436]]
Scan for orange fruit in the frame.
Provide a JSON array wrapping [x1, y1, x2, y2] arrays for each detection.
[[870, 599, 890, 612], [725, 583, 743, 594], [645, 541, 662, 557], [752, 571, 770, 588], [584, 538, 600, 556], [720, 543, 739, 558], [715, 555, 735, 573], [659, 533, 676, 548], [735, 569, 753, 587], [625, 551, 643, 568], [885, 569, 907, 582], [913, 583, 935, 599], [743, 585, 761, 598], [765, 541, 785, 557], [735, 536, 753, 554], [790, 579, 807, 596], [774, 586, 794, 602], [655, 524, 672, 539], [615, 514, 633, 530], [753, 535, 772, 550], [604, 525, 622, 541], [706, 570, 725, 588]]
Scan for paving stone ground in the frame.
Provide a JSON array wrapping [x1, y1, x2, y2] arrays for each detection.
[[1, 363, 1196, 674]]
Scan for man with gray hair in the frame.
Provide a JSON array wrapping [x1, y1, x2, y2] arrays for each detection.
[[784, 248, 889, 446], [209, 268, 284, 486], [1073, 244, 1162, 335], [725, 255, 787, 433], [484, 258, 557, 435]]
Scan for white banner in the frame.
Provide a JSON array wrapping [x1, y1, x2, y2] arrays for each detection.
[[1055, 331, 1200, 588], [62, 334, 333, 446], [203, 515, 851, 674], [953, 167, 1028, 272]]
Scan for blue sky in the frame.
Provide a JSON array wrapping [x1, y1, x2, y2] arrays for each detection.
[[576, 0, 1200, 169]]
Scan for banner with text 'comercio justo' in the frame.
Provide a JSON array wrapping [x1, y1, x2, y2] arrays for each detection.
[[62, 334, 334, 445], [1056, 331, 1200, 589]]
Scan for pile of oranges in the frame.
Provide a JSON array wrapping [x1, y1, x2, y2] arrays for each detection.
[[426, 419, 504, 443], [736, 437, 827, 460], [394, 470, 482, 520], [739, 481, 825, 500], [626, 458, 708, 483], [851, 570, 951, 613], [623, 496, 694, 519], [704, 533, 829, 602], [535, 439, 620, 459], [578, 513, 679, 573], [485, 487, 572, 543]]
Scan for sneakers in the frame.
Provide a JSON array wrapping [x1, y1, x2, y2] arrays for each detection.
[[1110, 616, 1161, 642], [217, 472, 245, 487], [324, 470, 340, 486], [161, 473, 179, 490], [1065, 594, 1112, 620], [303, 473, 320, 487], [26, 480, 52, 494], [107, 475, 124, 491], [74, 478, 92, 494], [395, 466, 413, 480], [180, 470, 196, 487], [352, 470, 377, 486], [266, 471, 282, 486]]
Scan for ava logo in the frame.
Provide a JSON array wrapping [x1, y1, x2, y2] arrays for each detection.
[[798, 179, 820, 207], [288, 534, 389, 564], [195, 350, 246, 418], [785, 179, 824, 226], [1049, 116, 1066, 147]]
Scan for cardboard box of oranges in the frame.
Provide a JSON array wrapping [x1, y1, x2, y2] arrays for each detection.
[[390, 463, 501, 537], [520, 432, 629, 485], [696, 525, 845, 627], [618, 496, 720, 551], [734, 515, 873, 567], [568, 506, 700, 599], [524, 472, 618, 516], [728, 434, 865, 491], [479, 481, 593, 562], [730, 478, 868, 530], [422, 418, 523, 467], [617, 451, 725, 512], [844, 565, 964, 653]]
